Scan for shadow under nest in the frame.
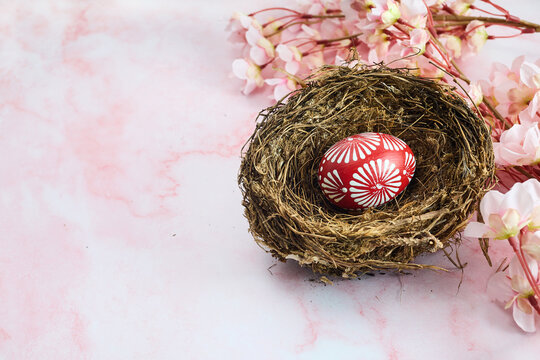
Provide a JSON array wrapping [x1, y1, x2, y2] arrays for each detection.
[[239, 64, 495, 277]]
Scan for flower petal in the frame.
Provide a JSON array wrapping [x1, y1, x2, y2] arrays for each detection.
[[381, 2, 401, 24], [502, 208, 521, 231], [525, 91, 540, 119], [505, 295, 518, 309], [513, 301, 536, 332], [522, 124, 540, 155], [529, 208, 540, 229], [242, 80, 256, 95], [285, 60, 300, 75], [245, 26, 261, 46], [258, 37, 275, 58], [521, 179, 540, 201], [522, 230, 540, 261], [500, 181, 538, 220], [239, 13, 252, 29], [520, 62, 540, 89], [264, 78, 284, 86], [493, 143, 510, 166], [250, 46, 268, 66], [527, 253, 539, 280], [463, 221, 490, 238], [488, 213, 506, 238], [500, 145, 528, 166], [512, 56, 526, 76], [301, 24, 319, 38], [409, 28, 429, 48], [232, 59, 249, 80], [479, 190, 505, 221], [517, 297, 534, 314], [276, 44, 293, 62], [273, 84, 291, 101], [509, 254, 538, 290], [468, 82, 483, 106]]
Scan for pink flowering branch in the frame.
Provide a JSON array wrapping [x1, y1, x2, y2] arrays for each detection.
[[229, 0, 540, 180]]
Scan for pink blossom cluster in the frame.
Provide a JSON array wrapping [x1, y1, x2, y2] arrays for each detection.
[[479, 57, 540, 168], [465, 179, 540, 332], [228, 3, 347, 99], [228, 0, 535, 101]]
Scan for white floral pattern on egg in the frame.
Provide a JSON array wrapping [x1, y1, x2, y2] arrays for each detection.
[[318, 133, 416, 210]]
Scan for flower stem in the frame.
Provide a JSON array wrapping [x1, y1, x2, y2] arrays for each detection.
[[508, 235, 540, 309], [248, 7, 301, 16], [304, 14, 345, 19], [480, 0, 519, 21], [482, 97, 513, 129], [470, 4, 506, 17], [316, 32, 363, 45], [512, 166, 536, 180], [528, 295, 540, 316]]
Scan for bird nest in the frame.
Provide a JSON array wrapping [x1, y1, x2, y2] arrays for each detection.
[[238, 64, 495, 277]]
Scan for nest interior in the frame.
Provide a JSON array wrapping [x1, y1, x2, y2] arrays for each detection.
[[239, 65, 495, 277]]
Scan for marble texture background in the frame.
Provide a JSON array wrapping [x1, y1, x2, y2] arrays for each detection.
[[1, 0, 539, 359]]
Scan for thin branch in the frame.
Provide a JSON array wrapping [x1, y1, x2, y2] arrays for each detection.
[[432, 14, 540, 32]]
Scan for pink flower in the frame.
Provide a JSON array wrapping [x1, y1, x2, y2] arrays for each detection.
[[464, 179, 540, 240], [483, 57, 540, 124], [466, 208, 524, 240], [232, 58, 265, 95], [368, 0, 401, 26], [265, 77, 298, 101], [447, 0, 475, 15], [367, 29, 391, 63], [488, 57, 523, 113], [439, 34, 462, 59], [493, 123, 540, 166], [409, 55, 445, 78], [341, 0, 375, 20], [487, 255, 539, 332], [508, 86, 538, 121], [463, 20, 488, 56], [484, 58, 521, 117], [514, 61, 540, 124], [399, 0, 428, 28], [246, 23, 275, 66], [227, 12, 255, 44], [380, 1, 401, 25], [276, 45, 303, 75], [402, 28, 429, 56], [467, 81, 483, 106]]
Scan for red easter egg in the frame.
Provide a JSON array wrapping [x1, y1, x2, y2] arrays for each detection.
[[318, 133, 416, 210]]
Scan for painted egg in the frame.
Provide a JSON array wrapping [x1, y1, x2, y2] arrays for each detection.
[[318, 133, 416, 210]]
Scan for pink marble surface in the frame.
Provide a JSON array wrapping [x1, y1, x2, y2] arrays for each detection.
[[1, 1, 540, 359]]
